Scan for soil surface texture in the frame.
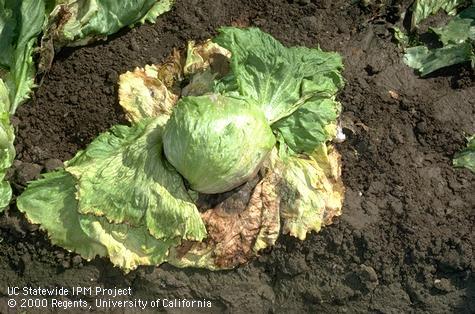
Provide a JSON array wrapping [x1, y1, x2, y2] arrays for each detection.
[[1, 0, 474, 313]]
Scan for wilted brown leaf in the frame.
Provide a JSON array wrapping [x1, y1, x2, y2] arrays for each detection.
[[169, 164, 281, 270]]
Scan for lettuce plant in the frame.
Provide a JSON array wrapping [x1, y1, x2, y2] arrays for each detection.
[[18, 28, 345, 271]]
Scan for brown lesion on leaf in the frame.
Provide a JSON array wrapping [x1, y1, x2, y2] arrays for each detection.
[[172, 164, 281, 269], [155, 48, 183, 92], [37, 5, 72, 82]]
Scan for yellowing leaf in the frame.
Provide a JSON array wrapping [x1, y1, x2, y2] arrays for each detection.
[[119, 65, 179, 123], [280, 145, 344, 240], [183, 40, 231, 76]]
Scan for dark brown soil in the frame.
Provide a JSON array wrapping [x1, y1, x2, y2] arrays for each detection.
[[1, 0, 474, 313]]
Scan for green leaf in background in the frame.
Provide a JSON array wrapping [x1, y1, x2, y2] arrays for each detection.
[[0, 1, 16, 69], [0, 105, 14, 211], [46, 0, 175, 48], [432, 5, 475, 44], [0, 82, 13, 212], [0, 0, 45, 112], [404, 4, 475, 76], [65, 117, 206, 242], [213, 27, 344, 124], [411, 0, 468, 28], [140, 0, 175, 24], [453, 135, 475, 172], [404, 41, 473, 76]]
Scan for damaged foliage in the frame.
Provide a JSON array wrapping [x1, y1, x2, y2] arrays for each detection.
[[18, 28, 345, 271]]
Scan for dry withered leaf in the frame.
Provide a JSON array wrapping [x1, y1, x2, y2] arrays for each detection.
[[119, 65, 180, 123], [169, 164, 281, 270], [183, 40, 231, 76]]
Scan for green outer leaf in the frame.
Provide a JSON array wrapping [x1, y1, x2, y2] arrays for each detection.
[[0, 82, 14, 164], [212, 27, 344, 124], [0, 0, 45, 112], [0, 108, 12, 212], [78, 215, 180, 270], [5, 0, 45, 112], [453, 134, 475, 172], [17, 170, 181, 271], [411, 0, 467, 28], [65, 117, 206, 241], [432, 5, 475, 45], [273, 98, 341, 154], [404, 42, 474, 76], [0, 180, 12, 211], [16, 171, 106, 260]]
